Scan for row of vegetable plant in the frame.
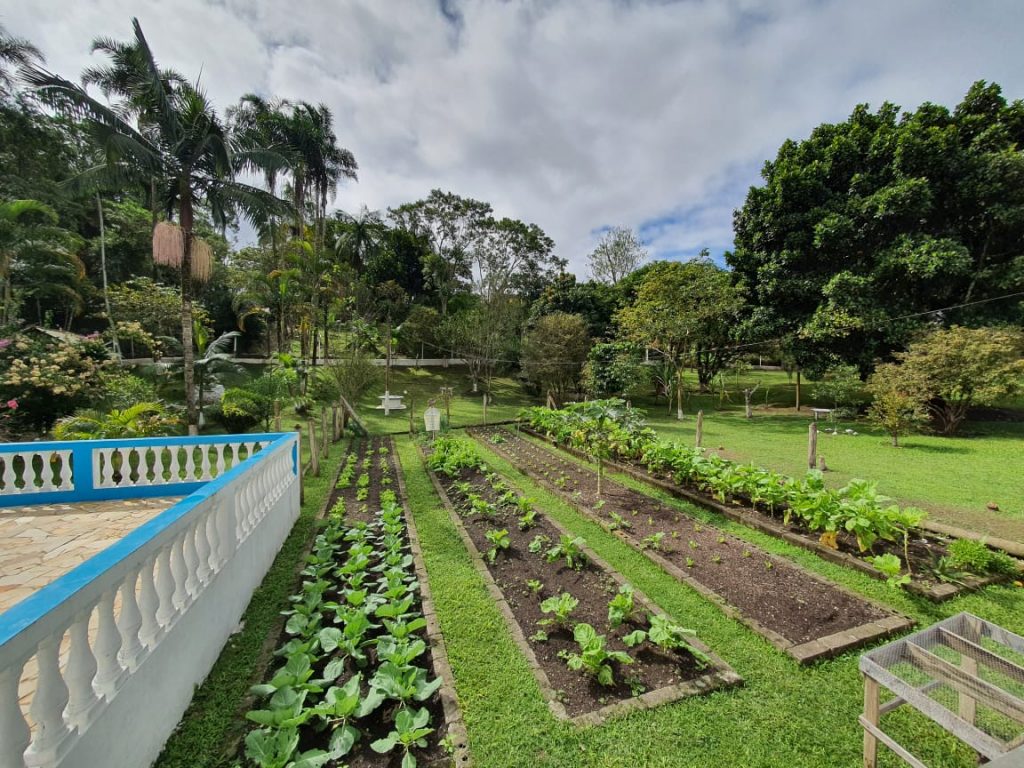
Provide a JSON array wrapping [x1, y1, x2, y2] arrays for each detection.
[[519, 401, 1020, 586], [426, 435, 736, 717], [242, 484, 452, 768], [477, 427, 904, 656]]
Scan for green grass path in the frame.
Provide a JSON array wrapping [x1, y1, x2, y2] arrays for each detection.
[[396, 434, 1024, 768]]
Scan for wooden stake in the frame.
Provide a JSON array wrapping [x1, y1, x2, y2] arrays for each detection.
[[332, 405, 339, 441], [273, 400, 281, 431], [308, 419, 320, 477], [695, 410, 704, 448], [320, 408, 329, 459], [482, 392, 488, 425], [808, 422, 818, 470], [863, 676, 879, 768], [408, 396, 415, 437]]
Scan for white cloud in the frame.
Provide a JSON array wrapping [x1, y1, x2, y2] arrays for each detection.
[[6, 0, 1024, 273]]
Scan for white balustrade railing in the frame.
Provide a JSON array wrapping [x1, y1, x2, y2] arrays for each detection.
[[0, 432, 300, 768], [0, 435, 279, 507]]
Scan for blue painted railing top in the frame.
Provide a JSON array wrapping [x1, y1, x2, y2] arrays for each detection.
[[0, 431, 298, 647], [0, 432, 289, 507]]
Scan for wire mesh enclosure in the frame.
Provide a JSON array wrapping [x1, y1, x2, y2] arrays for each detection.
[[859, 612, 1024, 767]]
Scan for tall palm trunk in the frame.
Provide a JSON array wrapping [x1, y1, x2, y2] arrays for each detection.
[[179, 181, 198, 435], [97, 194, 121, 359]]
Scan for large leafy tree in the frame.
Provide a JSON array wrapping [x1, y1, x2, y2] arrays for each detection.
[[528, 273, 622, 340], [521, 312, 591, 399], [616, 259, 745, 415], [472, 217, 560, 301], [390, 190, 492, 316], [729, 81, 1024, 375], [24, 18, 288, 432]]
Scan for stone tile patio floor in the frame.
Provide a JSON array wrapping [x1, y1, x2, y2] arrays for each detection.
[[0, 497, 179, 723]]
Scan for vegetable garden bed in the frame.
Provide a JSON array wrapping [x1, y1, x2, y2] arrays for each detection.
[[422, 436, 741, 724], [238, 436, 468, 768], [517, 424, 1014, 601], [474, 427, 913, 664]]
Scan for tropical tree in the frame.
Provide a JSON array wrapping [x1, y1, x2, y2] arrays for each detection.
[[333, 206, 387, 274], [24, 18, 288, 433], [190, 326, 243, 424]]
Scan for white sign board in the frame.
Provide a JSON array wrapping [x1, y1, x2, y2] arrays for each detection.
[[423, 406, 441, 433]]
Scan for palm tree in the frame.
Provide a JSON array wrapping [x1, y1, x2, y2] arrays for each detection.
[[0, 22, 42, 95], [53, 401, 180, 440], [333, 206, 387, 274], [23, 18, 288, 433], [191, 326, 243, 425]]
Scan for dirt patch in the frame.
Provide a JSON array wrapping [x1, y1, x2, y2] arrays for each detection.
[[477, 428, 905, 653]]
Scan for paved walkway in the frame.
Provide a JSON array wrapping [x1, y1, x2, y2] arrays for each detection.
[[0, 497, 178, 615]]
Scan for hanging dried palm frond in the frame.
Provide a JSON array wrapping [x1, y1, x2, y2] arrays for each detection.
[[152, 221, 184, 268], [191, 238, 213, 283]]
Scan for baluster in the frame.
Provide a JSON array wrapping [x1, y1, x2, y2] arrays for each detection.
[[194, 510, 213, 585], [64, 609, 99, 728], [117, 447, 133, 485], [154, 545, 176, 627], [58, 450, 73, 490], [169, 534, 188, 610], [1, 454, 16, 493], [135, 449, 151, 486], [168, 446, 181, 483], [200, 445, 213, 480], [205, 500, 223, 574], [117, 568, 144, 668], [182, 527, 200, 600], [25, 634, 71, 762], [227, 442, 239, 469], [0, 659, 31, 768], [214, 444, 226, 477], [217, 492, 238, 564], [152, 447, 166, 485], [99, 449, 115, 487], [92, 590, 125, 699], [33, 452, 51, 492], [184, 446, 197, 482], [138, 559, 162, 648]]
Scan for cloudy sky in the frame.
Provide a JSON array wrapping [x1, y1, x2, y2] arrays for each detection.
[[6, 0, 1024, 274]]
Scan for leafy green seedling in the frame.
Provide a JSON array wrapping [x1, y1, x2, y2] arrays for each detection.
[[370, 706, 434, 768], [607, 584, 636, 629], [484, 529, 511, 564], [539, 592, 579, 629], [559, 623, 632, 687]]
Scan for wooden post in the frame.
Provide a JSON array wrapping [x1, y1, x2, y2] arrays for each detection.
[[320, 407, 329, 459], [307, 418, 319, 477], [294, 425, 304, 504], [408, 396, 414, 437], [808, 422, 818, 470], [273, 400, 282, 432], [795, 367, 802, 411], [695, 410, 704, 448], [482, 392, 488, 425], [332, 405, 340, 441], [863, 675, 879, 768]]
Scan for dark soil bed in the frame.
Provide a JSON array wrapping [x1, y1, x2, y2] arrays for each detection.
[[428, 452, 723, 718], [475, 428, 905, 652], [248, 438, 456, 768]]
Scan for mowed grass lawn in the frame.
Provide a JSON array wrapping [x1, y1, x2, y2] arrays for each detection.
[[395, 436, 1024, 768], [350, 366, 1024, 541], [354, 367, 537, 434]]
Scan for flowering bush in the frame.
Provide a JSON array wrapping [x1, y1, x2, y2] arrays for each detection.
[[0, 333, 109, 431], [0, 397, 18, 441]]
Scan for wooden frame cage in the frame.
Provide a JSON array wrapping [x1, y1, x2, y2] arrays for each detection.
[[860, 612, 1024, 767]]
